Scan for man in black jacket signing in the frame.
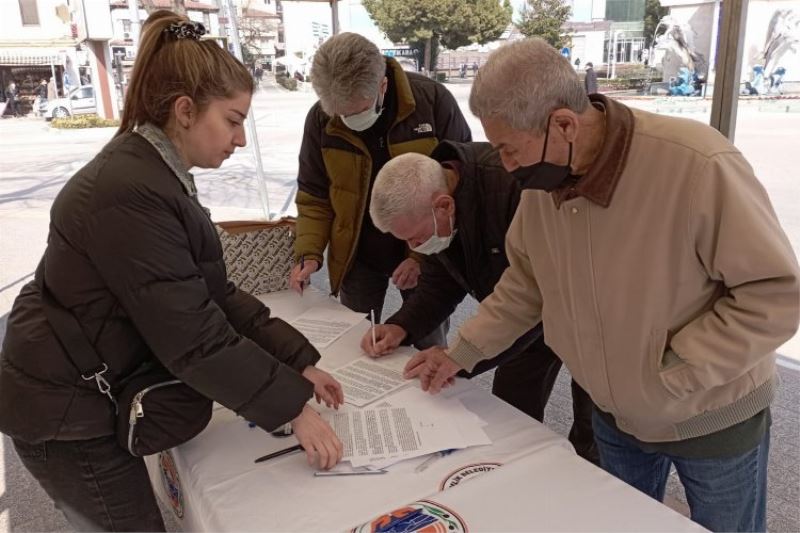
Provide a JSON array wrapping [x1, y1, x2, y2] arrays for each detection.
[[361, 141, 598, 464]]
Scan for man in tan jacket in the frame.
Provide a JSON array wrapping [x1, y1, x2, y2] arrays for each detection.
[[403, 38, 800, 532]]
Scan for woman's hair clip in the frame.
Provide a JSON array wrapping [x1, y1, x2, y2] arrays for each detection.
[[165, 21, 207, 41]]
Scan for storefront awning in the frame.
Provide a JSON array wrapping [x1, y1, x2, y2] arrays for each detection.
[[0, 48, 64, 67]]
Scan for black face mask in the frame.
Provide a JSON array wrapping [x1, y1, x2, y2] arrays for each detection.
[[511, 120, 574, 192]]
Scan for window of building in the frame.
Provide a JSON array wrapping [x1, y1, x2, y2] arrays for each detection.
[[605, 0, 645, 22], [123, 19, 132, 33], [18, 0, 40, 25]]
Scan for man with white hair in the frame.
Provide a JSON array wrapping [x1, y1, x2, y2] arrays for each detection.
[[403, 38, 799, 532], [361, 143, 598, 463], [290, 33, 471, 348]]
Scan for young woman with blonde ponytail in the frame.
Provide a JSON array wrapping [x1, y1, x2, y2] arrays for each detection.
[[0, 11, 343, 530]]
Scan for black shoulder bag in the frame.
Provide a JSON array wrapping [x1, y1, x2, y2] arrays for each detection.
[[36, 263, 212, 457]]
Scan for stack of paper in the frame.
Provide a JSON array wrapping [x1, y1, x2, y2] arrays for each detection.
[[322, 386, 490, 470]]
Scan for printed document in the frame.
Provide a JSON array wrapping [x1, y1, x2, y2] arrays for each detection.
[[289, 307, 364, 349], [331, 358, 410, 407], [324, 400, 491, 468]]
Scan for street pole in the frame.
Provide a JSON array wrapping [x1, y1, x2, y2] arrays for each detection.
[[330, 0, 340, 35], [611, 31, 619, 79], [708, 0, 721, 75], [128, 0, 142, 46], [222, 0, 273, 220]]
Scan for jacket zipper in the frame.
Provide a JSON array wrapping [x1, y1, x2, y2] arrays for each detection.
[[127, 379, 182, 455]]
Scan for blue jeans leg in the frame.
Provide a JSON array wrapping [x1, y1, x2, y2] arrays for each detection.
[[672, 430, 769, 532], [592, 409, 671, 501], [592, 409, 770, 533]]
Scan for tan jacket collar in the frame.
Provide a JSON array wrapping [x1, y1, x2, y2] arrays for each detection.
[[553, 94, 634, 208]]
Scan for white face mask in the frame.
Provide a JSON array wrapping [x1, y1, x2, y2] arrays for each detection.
[[340, 93, 383, 132], [412, 208, 456, 255]]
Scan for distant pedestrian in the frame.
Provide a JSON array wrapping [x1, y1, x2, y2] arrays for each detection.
[[574, 57, 581, 70], [460, 63, 467, 79], [4, 82, 20, 117], [33, 79, 48, 116], [584, 62, 598, 95], [472, 62, 478, 75], [47, 77, 57, 100]]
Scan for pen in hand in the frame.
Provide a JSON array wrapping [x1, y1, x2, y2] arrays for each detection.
[[254, 443, 304, 464], [370, 309, 377, 351], [300, 255, 305, 296]]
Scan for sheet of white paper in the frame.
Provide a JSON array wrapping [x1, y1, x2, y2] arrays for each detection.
[[332, 358, 411, 407], [367, 391, 492, 470], [289, 307, 365, 349], [324, 401, 490, 469]]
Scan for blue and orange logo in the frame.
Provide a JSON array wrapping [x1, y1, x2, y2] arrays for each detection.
[[159, 450, 184, 519], [352, 500, 467, 533]]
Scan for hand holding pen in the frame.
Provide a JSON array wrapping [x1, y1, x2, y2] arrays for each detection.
[[289, 255, 319, 295], [361, 323, 408, 357]]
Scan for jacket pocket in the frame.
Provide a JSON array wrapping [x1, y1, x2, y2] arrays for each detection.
[[653, 329, 699, 400]]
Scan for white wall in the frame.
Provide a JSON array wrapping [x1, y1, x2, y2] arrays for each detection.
[[0, 0, 72, 40], [569, 31, 607, 67]]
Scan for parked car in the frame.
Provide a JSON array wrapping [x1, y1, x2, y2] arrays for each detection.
[[40, 85, 96, 119]]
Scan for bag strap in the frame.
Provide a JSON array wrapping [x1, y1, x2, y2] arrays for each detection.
[[35, 260, 118, 411]]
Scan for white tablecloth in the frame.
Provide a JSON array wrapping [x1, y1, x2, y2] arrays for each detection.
[[146, 289, 704, 532]]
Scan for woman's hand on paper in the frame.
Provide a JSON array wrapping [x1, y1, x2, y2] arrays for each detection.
[[361, 324, 407, 357], [302, 366, 344, 409], [290, 405, 343, 470]]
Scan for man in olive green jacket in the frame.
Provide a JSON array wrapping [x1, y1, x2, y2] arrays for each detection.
[[290, 33, 471, 345]]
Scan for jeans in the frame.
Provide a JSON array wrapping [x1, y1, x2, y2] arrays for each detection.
[[13, 435, 165, 532], [492, 334, 599, 465], [339, 259, 448, 349], [592, 409, 769, 532]]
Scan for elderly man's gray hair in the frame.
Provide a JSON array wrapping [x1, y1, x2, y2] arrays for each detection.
[[370, 153, 448, 233], [311, 33, 387, 116], [469, 38, 589, 133]]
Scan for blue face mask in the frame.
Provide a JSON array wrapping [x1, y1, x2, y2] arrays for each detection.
[[411, 208, 456, 255]]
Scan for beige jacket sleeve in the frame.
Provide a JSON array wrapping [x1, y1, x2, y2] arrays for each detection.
[[668, 151, 800, 394], [447, 201, 545, 371]]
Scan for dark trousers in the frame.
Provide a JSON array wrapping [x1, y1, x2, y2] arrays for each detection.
[[492, 335, 599, 465], [13, 435, 165, 532], [339, 260, 448, 349]]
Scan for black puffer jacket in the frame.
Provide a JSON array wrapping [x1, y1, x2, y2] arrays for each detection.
[[0, 129, 318, 443], [385, 141, 543, 375], [386, 141, 521, 340]]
